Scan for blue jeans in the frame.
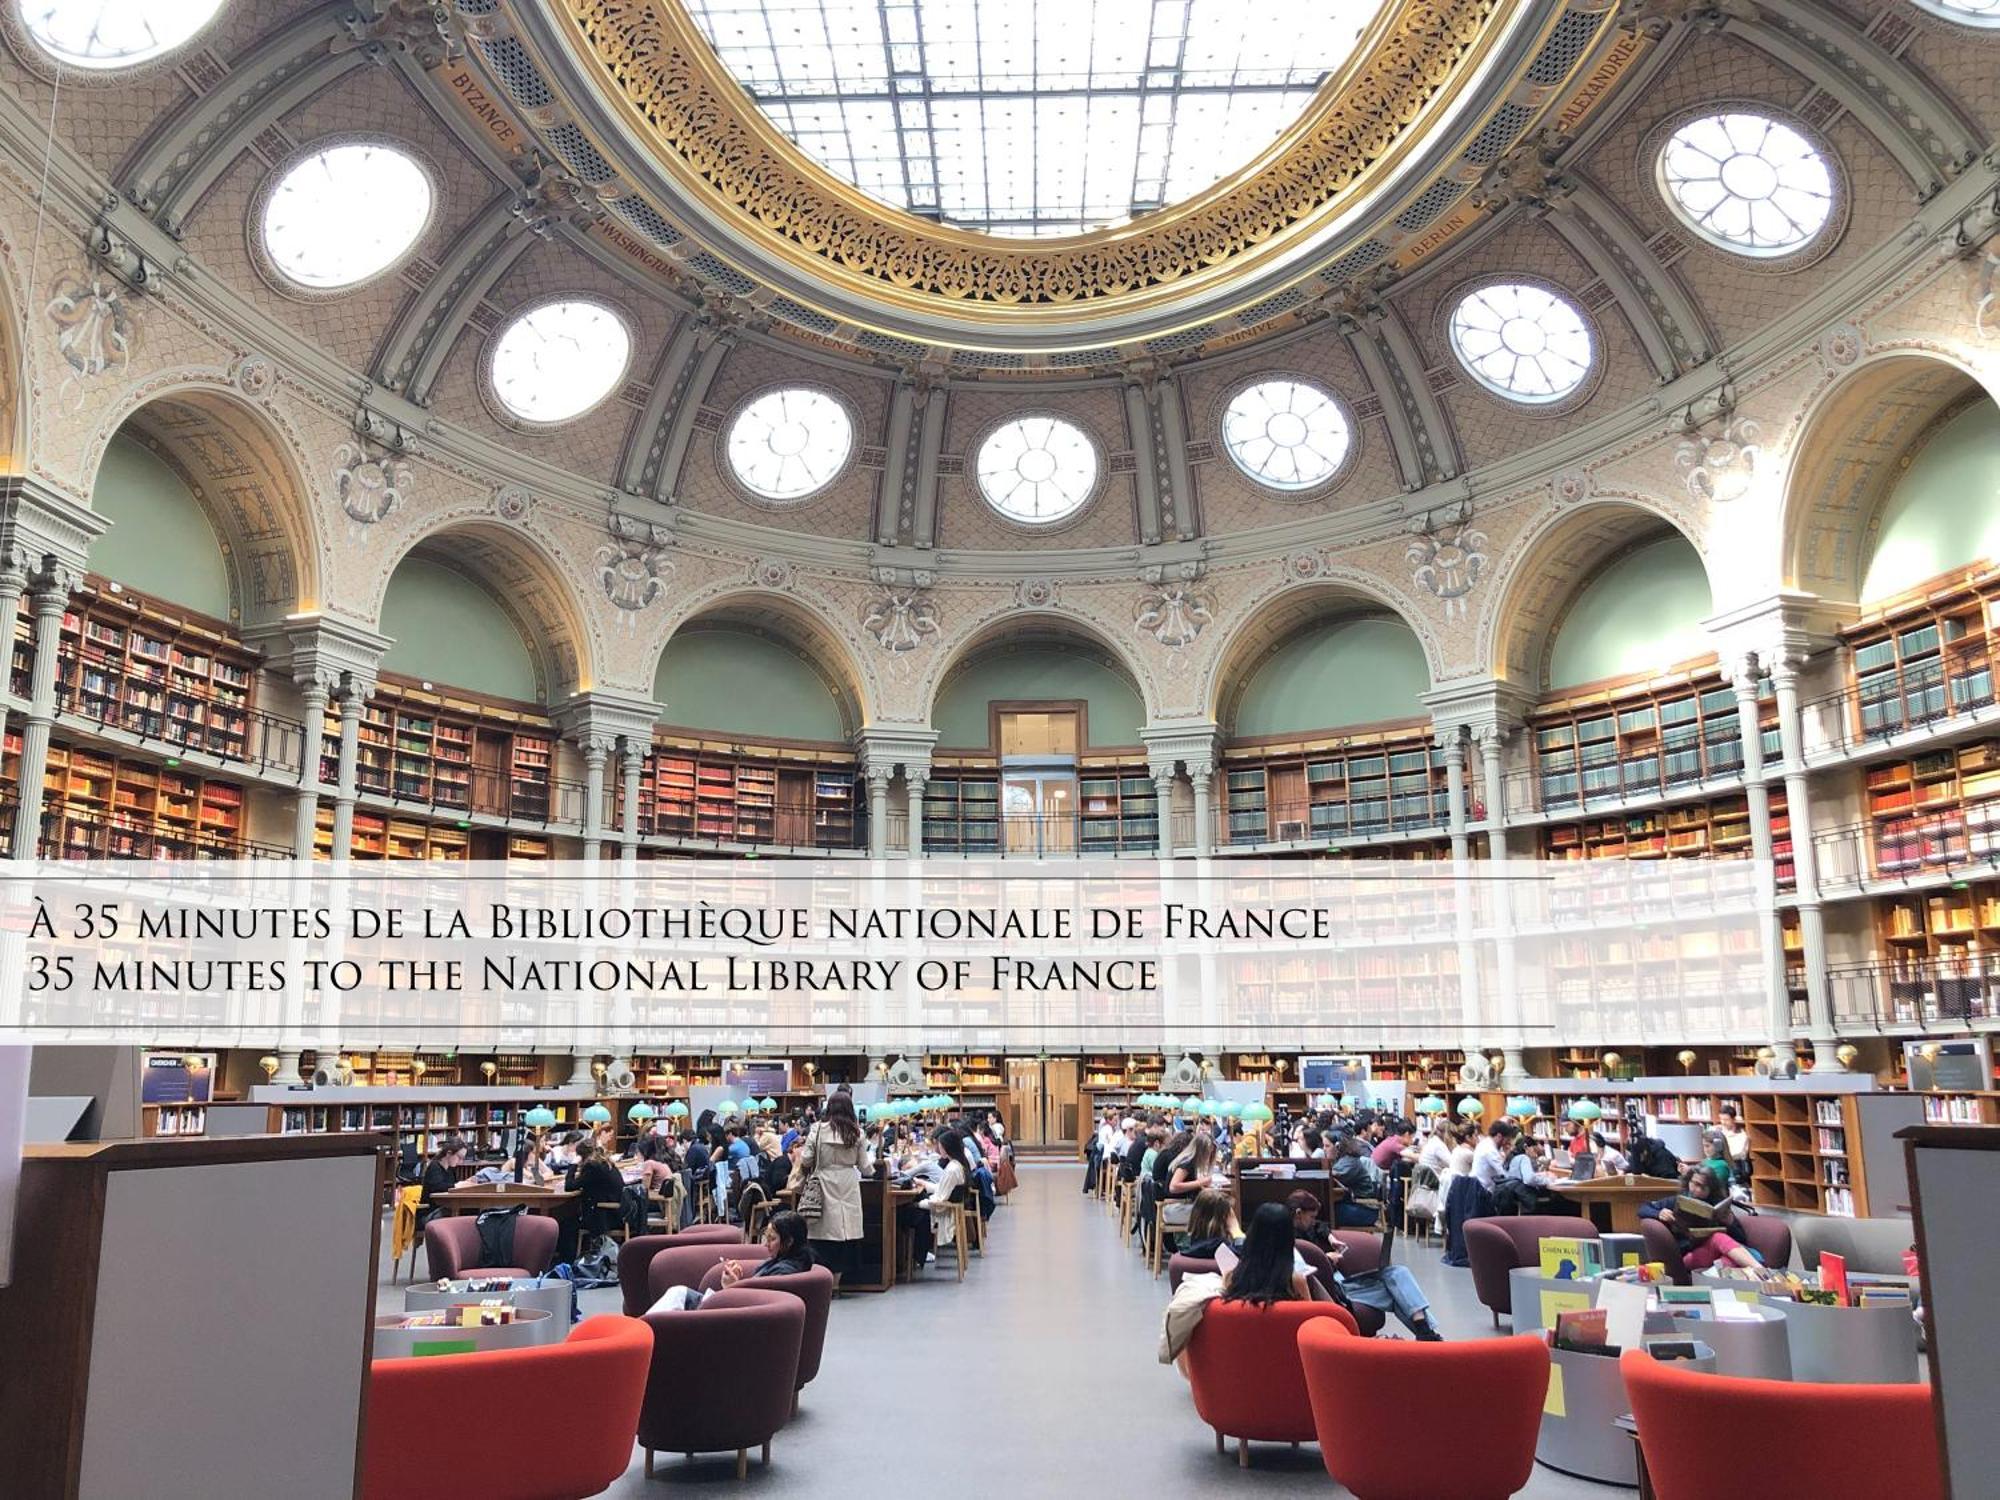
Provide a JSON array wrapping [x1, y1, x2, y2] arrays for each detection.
[[1338, 1265, 1432, 1334]]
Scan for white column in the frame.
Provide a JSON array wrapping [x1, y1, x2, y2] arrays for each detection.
[[330, 686, 363, 862], [619, 741, 642, 869], [579, 736, 608, 862], [292, 676, 329, 860], [1153, 770, 1177, 856], [866, 767, 891, 858], [1478, 726, 1509, 861], [1773, 656, 1840, 1069], [1441, 727, 1469, 863], [1732, 657, 1788, 1051], [906, 770, 927, 858], [1191, 768, 1214, 857], [11, 569, 73, 860], [0, 557, 29, 760]]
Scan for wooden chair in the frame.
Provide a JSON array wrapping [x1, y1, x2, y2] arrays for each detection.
[[390, 1184, 425, 1281], [1152, 1198, 1194, 1278], [739, 1183, 774, 1244]]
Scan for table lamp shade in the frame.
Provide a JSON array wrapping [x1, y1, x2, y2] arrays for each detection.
[[628, 1101, 656, 1122], [524, 1106, 558, 1128], [1241, 1103, 1274, 1124], [581, 1103, 612, 1124], [1456, 1097, 1484, 1118], [1415, 1095, 1445, 1115], [664, 1101, 689, 1118], [1180, 1095, 1202, 1111], [1565, 1099, 1604, 1121], [1505, 1096, 1539, 1118], [758, 1097, 778, 1111]]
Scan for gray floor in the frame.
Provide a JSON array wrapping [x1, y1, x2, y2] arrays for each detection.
[[382, 1166, 1615, 1497]]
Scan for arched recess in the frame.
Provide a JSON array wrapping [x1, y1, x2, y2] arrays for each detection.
[[1779, 352, 1999, 608], [924, 614, 1150, 751], [375, 523, 596, 704], [79, 387, 323, 625], [1205, 582, 1438, 738], [1486, 500, 1716, 693], [651, 597, 866, 742]]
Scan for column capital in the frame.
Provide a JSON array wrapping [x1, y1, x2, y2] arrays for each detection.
[[243, 614, 390, 702], [1420, 676, 1536, 741], [0, 475, 109, 583], [1140, 719, 1221, 782], [1701, 591, 1846, 673], [26, 562, 81, 604], [854, 724, 938, 780], [549, 688, 659, 749]]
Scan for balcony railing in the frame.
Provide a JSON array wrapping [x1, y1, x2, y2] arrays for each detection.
[[1821, 960, 1999, 1032], [1223, 793, 1449, 848], [54, 681, 306, 777], [1811, 795, 2000, 893], [1800, 652, 1998, 759]]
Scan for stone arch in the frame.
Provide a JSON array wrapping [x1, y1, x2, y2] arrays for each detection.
[[372, 519, 600, 704], [917, 608, 1156, 737], [1776, 349, 1999, 606], [1200, 573, 1443, 733], [1482, 497, 1714, 692], [646, 586, 872, 739], [78, 380, 325, 625]]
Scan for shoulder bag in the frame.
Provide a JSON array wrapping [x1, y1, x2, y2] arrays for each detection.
[[797, 1126, 827, 1220]]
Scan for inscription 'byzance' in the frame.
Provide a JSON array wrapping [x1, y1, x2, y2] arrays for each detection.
[[559, 0, 1497, 306]]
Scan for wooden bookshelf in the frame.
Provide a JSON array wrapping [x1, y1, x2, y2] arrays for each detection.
[[1741, 1092, 1866, 1216], [643, 740, 859, 849], [320, 678, 555, 822], [1864, 739, 2000, 877], [140, 1102, 209, 1137], [13, 580, 258, 760], [1220, 728, 1450, 847], [1876, 879, 2000, 1023], [17, 738, 250, 859], [923, 1053, 1009, 1090], [923, 772, 1001, 853], [1846, 581, 1997, 741], [1542, 791, 1793, 888], [314, 807, 470, 861], [1530, 672, 1777, 810], [1917, 1090, 2000, 1125], [1079, 769, 1160, 852]]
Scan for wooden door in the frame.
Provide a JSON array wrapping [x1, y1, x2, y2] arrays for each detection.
[[1005, 1058, 1047, 1145], [1044, 1057, 1081, 1146], [775, 768, 812, 847]]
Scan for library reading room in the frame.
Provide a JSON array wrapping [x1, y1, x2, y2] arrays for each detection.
[[5, 1, 2000, 1498]]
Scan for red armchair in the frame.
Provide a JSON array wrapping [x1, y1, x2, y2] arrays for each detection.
[[421, 1214, 558, 1281], [1464, 1214, 1600, 1327], [1185, 1300, 1359, 1467], [362, 1314, 649, 1500], [1621, 1349, 1941, 1500], [1298, 1322, 1549, 1500], [697, 1261, 836, 1393], [617, 1229, 747, 1315], [1638, 1211, 1792, 1283], [638, 1286, 804, 1481]]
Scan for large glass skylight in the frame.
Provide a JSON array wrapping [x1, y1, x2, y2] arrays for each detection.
[[489, 301, 631, 424], [263, 145, 432, 290], [727, 387, 854, 499], [21, 0, 225, 68], [681, 0, 1387, 238]]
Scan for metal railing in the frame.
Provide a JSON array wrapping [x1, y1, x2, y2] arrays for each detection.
[[1811, 796, 2000, 893], [642, 796, 868, 853], [1799, 654, 1997, 759], [54, 681, 307, 777], [1221, 793, 1449, 848], [1822, 961, 2000, 1032]]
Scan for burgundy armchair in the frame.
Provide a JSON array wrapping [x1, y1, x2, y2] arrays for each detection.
[[1464, 1214, 1600, 1327], [698, 1261, 836, 1394], [646, 1244, 771, 1308], [618, 1229, 747, 1316], [1639, 1210, 1792, 1283], [638, 1286, 804, 1481], [422, 1213, 558, 1281], [1167, 1253, 1219, 1291]]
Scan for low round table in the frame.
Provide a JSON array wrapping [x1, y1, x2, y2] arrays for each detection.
[[1508, 1266, 1599, 1334], [403, 1279, 574, 1345], [1537, 1343, 1716, 1487], [1668, 1304, 1790, 1380], [373, 1307, 554, 1360], [1765, 1297, 1921, 1384]]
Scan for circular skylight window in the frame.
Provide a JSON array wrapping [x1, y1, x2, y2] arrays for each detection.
[[19, 0, 224, 68], [976, 416, 1098, 524], [1658, 113, 1833, 256], [489, 301, 631, 425], [1912, 0, 2000, 25], [262, 144, 432, 290], [1222, 379, 1352, 492], [1447, 284, 1594, 405], [727, 388, 854, 501]]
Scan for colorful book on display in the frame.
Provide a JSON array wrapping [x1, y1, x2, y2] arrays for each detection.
[[1675, 1195, 1725, 1236], [1818, 1251, 1849, 1306], [1553, 1307, 1609, 1353], [1599, 1232, 1645, 1269], [1539, 1236, 1602, 1280]]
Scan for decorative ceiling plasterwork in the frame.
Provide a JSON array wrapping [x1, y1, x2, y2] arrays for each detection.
[[442, 0, 1652, 369]]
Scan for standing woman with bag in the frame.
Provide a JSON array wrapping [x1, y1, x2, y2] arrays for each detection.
[[797, 1091, 873, 1286]]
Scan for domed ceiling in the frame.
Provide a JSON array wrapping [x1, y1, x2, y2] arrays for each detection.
[[451, 0, 1647, 369]]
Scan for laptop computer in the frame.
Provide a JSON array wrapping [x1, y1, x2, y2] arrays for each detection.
[[1567, 1151, 1596, 1182]]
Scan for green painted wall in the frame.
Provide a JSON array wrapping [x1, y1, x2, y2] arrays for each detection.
[[88, 434, 231, 616], [1232, 617, 1429, 736], [380, 557, 540, 701], [1547, 533, 1713, 689], [1861, 399, 2000, 604], [934, 646, 1145, 748], [654, 627, 847, 740]]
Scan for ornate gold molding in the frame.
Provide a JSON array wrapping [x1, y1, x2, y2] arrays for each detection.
[[558, 0, 1500, 314]]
